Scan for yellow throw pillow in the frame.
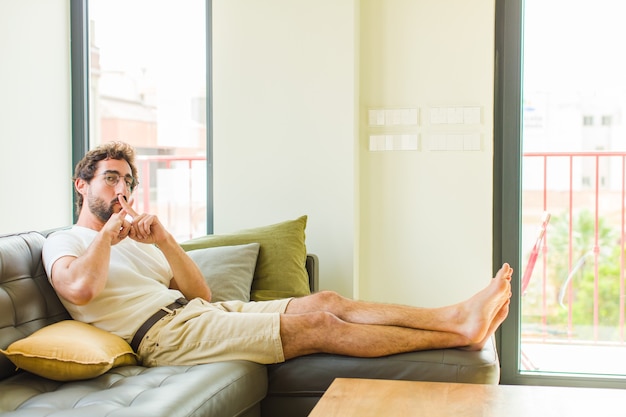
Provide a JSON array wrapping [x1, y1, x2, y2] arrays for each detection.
[[181, 215, 311, 301], [0, 320, 138, 381]]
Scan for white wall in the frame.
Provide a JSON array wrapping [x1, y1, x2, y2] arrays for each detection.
[[214, 0, 496, 306], [0, 0, 73, 234], [212, 0, 358, 296], [359, 0, 495, 307]]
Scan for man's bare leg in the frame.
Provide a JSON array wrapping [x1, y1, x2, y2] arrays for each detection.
[[280, 302, 510, 359], [280, 263, 512, 359], [280, 311, 469, 359]]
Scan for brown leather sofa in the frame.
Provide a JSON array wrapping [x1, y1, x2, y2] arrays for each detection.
[[0, 230, 500, 417]]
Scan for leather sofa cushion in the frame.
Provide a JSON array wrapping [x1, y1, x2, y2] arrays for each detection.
[[1, 361, 267, 417], [0, 232, 71, 380], [262, 337, 500, 416]]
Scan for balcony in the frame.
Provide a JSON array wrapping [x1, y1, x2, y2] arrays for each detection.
[[521, 151, 626, 375]]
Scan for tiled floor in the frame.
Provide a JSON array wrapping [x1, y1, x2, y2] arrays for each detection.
[[521, 341, 626, 375]]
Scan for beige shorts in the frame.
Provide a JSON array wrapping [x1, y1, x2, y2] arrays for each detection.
[[137, 297, 292, 367]]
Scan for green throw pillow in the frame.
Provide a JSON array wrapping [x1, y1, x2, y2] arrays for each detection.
[[181, 216, 310, 301]]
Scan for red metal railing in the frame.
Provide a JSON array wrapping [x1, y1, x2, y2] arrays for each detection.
[[522, 151, 626, 346], [133, 155, 207, 241]]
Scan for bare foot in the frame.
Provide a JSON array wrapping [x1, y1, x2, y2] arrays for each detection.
[[454, 263, 512, 344], [462, 299, 510, 351]]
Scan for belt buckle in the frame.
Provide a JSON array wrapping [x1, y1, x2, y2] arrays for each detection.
[[160, 306, 174, 314]]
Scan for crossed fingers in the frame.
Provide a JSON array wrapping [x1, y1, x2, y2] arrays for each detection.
[[117, 195, 156, 242]]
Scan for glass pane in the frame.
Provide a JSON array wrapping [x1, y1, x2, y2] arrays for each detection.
[[88, 0, 207, 241], [521, 0, 626, 375]]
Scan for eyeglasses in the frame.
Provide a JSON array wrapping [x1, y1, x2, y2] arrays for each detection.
[[100, 172, 138, 191]]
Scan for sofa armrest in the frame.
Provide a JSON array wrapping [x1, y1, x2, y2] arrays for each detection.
[[306, 254, 319, 293]]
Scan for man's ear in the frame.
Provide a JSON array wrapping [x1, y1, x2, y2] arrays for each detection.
[[74, 177, 88, 196]]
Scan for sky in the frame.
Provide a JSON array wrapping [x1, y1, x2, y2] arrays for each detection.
[[523, 0, 626, 94]]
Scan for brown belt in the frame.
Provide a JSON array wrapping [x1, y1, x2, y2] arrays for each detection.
[[130, 298, 188, 351]]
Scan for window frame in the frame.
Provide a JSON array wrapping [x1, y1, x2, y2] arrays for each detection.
[[494, 0, 626, 389], [69, 0, 214, 233]]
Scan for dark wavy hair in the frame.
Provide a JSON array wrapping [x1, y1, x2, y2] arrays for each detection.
[[73, 141, 139, 212]]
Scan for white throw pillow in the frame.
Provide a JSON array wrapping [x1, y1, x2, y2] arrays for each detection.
[[186, 243, 260, 302]]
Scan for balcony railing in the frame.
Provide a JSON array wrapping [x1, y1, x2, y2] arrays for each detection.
[[522, 150, 626, 372], [132, 154, 207, 241]]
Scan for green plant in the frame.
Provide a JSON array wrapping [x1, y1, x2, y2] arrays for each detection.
[[522, 209, 624, 341]]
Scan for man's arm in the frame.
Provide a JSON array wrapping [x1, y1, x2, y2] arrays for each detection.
[[157, 235, 212, 302], [119, 195, 211, 302], [49, 212, 128, 305]]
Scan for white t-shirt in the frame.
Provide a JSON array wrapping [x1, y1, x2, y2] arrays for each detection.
[[42, 226, 184, 342]]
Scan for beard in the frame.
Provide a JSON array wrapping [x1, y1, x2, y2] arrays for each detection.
[[87, 190, 118, 223]]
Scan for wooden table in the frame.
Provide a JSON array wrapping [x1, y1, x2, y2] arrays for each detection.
[[308, 378, 626, 417]]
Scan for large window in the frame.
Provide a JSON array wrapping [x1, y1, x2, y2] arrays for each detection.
[[71, 0, 212, 240], [496, 0, 626, 388]]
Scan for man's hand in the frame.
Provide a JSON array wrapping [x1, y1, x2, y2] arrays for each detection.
[[117, 195, 168, 245], [103, 206, 132, 246]]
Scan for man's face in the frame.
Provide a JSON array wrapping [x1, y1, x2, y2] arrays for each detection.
[[86, 158, 134, 223]]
